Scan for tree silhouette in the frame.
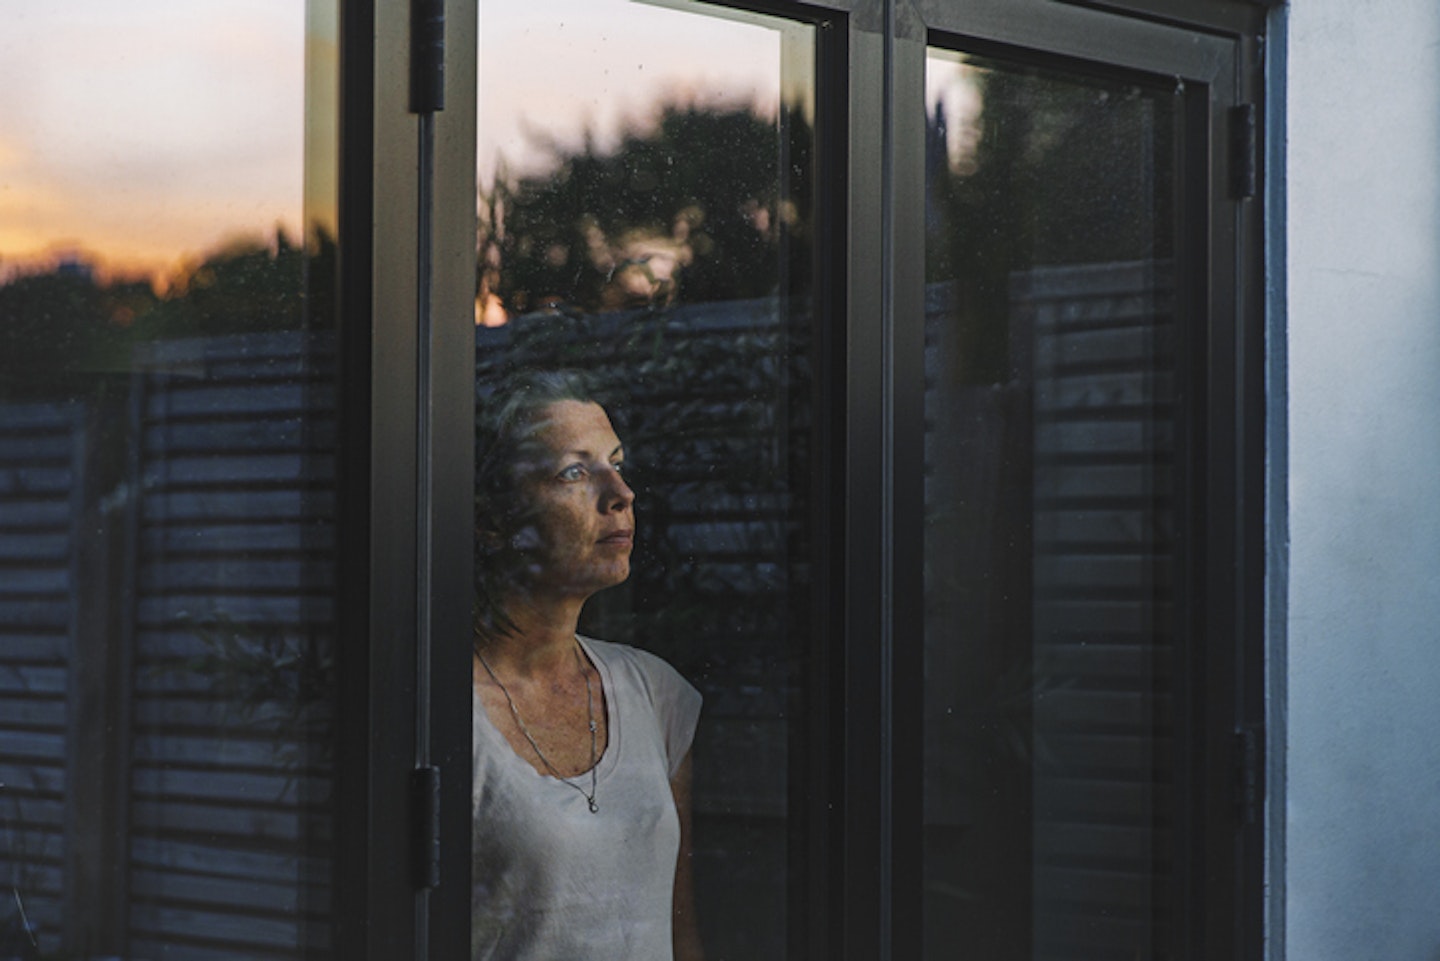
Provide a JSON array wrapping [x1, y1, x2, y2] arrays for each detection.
[[481, 102, 811, 317], [927, 63, 1174, 383], [1, 227, 336, 400]]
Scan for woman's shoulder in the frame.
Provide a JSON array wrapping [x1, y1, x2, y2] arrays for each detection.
[[580, 635, 680, 682], [580, 636, 701, 775], [579, 636, 698, 704]]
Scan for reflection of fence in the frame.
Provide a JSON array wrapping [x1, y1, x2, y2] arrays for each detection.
[[923, 260, 1178, 960], [0, 332, 338, 960], [0, 305, 808, 956], [127, 332, 336, 960], [476, 302, 806, 820], [0, 401, 84, 952], [1022, 261, 1177, 961], [478, 299, 809, 956]]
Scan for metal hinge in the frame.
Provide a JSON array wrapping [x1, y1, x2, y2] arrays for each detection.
[[412, 766, 442, 890], [411, 0, 446, 114], [1233, 726, 1264, 826], [1229, 104, 1257, 200]]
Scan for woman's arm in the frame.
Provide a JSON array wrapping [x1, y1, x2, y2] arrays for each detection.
[[671, 749, 705, 961]]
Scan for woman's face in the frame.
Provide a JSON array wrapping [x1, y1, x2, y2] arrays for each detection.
[[510, 400, 635, 600]]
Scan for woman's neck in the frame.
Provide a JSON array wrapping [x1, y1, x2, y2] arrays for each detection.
[[477, 594, 585, 677]]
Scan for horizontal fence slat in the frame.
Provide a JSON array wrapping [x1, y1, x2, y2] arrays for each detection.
[[130, 766, 329, 807], [1034, 600, 1173, 636], [0, 533, 71, 562], [0, 500, 70, 529], [141, 490, 334, 523], [129, 835, 329, 886], [128, 902, 319, 953], [132, 734, 317, 770], [0, 665, 67, 695], [132, 800, 331, 846], [0, 761, 64, 794], [1033, 464, 1172, 502], [136, 595, 334, 627], [1035, 420, 1174, 457], [0, 467, 75, 495], [146, 384, 334, 421], [0, 434, 76, 461], [0, 404, 84, 431], [0, 729, 66, 760], [143, 454, 334, 488], [141, 522, 335, 555], [139, 559, 334, 593], [1033, 779, 1170, 823], [1034, 822, 1158, 864], [130, 866, 331, 917], [145, 417, 336, 455], [0, 568, 71, 595], [0, 699, 66, 729], [1034, 370, 1173, 413]]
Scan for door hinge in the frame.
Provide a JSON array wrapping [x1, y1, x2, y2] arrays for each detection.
[[411, 0, 446, 114], [412, 766, 442, 890], [1233, 726, 1264, 826], [1229, 103, 1257, 200]]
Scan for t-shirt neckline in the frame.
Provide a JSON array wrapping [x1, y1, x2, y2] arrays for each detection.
[[473, 635, 620, 790]]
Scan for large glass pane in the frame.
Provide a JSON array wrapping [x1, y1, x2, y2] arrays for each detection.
[[0, 3, 339, 957], [474, 3, 815, 958], [923, 49, 1181, 960]]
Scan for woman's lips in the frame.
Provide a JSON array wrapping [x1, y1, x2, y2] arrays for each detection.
[[598, 530, 633, 545]]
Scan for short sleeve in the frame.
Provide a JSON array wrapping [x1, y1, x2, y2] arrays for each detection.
[[653, 662, 702, 779], [591, 639, 702, 779]]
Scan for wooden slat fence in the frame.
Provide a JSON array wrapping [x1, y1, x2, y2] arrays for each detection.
[[0, 400, 84, 954], [126, 331, 336, 960], [477, 297, 811, 956], [0, 303, 811, 958], [1020, 260, 1178, 961]]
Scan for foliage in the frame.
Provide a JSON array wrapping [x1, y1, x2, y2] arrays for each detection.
[[0, 228, 336, 401], [927, 63, 1174, 383], [481, 102, 813, 317], [160, 614, 337, 784]]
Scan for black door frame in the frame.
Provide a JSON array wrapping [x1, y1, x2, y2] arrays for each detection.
[[330, 1, 1267, 958]]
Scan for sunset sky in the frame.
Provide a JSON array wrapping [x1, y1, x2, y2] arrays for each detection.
[[0, 1, 309, 282], [0, 1, 811, 286], [478, 0, 785, 184]]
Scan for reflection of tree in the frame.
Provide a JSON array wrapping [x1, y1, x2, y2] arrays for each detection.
[[927, 66, 1173, 383], [0, 228, 336, 400], [481, 102, 812, 316]]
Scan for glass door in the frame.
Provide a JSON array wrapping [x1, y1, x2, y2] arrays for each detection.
[[922, 47, 1183, 959], [445, 2, 1264, 959], [0, 3, 341, 957], [902, 3, 1260, 959], [471, 3, 825, 958]]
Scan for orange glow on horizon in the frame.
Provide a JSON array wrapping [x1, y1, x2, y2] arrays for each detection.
[[0, 2, 331, 290]]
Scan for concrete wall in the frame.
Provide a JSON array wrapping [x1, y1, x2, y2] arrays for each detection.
[[1282, 1, 1440, 957]]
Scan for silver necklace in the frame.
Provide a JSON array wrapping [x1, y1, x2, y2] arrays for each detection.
[[475, 640, 599, 813]]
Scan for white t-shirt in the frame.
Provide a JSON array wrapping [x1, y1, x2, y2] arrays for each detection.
[[471, 636, 702, 961]]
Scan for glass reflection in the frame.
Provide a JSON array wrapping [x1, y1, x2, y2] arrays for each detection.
[[0, 3, 338, 957], [923, 50, 1179, 960], [477, 3, 815, 958]]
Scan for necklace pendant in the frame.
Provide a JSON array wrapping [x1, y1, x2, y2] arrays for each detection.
[[587, 797, 599, 814]]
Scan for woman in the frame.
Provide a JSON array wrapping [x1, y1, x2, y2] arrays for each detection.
[[471, 369, 703, 961]]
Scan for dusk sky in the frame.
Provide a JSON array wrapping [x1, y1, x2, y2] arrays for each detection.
[[0, 2, 962, 286], [0, 1, 308, 282], [478, 0, 785, 184]]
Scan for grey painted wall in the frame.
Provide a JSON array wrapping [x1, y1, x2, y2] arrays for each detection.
[[1284, 1, 1440, 957]]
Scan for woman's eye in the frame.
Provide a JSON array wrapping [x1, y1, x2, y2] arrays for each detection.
[[557, 464, 587, 482], [611, 461, 626, 476]]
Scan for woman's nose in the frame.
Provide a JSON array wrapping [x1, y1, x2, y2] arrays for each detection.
[[601, 466, 634, 511]]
